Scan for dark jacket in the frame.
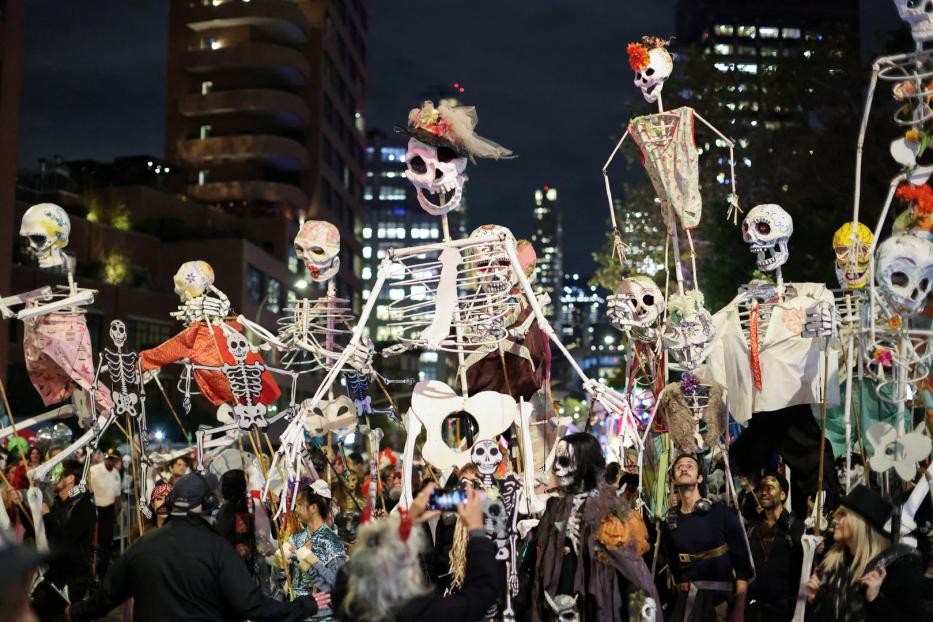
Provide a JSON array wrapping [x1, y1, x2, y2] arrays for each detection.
[[661, 501, 755, 584], [43, 491, 97, 589], [68, 513, 317, 622], [863, 545, 924, 622], [746, 510, 803, 604], [335, 531, 499, 622]]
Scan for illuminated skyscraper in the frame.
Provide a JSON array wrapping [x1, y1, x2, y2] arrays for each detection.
[[531, 186, 562, 318]]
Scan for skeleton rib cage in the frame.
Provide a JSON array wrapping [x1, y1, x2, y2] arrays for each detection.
[[275, 296, 357, 371]]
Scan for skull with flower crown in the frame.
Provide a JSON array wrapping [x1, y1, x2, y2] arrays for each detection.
[[628, 37, 674, 104], [833, 222, 874, 289], [173, 260, 215, 300], [662, 290, 715, 371], [19, 203, 71, 269]]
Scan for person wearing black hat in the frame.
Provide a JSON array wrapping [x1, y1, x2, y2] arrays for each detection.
[[806, 484, 924, 621], [660, 453, 754, 622], [87, 448, 122, 579], [66, 473, 328, 622], [744, 472, 803, 622]]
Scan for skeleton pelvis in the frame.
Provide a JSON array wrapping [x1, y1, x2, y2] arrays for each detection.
[[233, 403, 268, 429], [409, 379, 525, 470], [113, 392, 139, 416]]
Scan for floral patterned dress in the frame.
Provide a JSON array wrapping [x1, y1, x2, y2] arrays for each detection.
[[288, 524, 347, 622]]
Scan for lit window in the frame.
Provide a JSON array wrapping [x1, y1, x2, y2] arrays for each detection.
[[782, 27, 801, 39], [197, 170, 209, 185], [420, 352, 438, 363], [376, 305, 389, 321], [736, 25, 755, 38], [378, 187, 406, 201], [714, 43, 733, 55], [714, 24, 734, 36], [364, 188, 373, 201], [759, 26, 779, 38], [410, 285, 427, 301], [199, 125, 212, 139], [761, 47, 778, 57], [737, 63, 758, 74], [380, 147, 406, 163], [714, 62, 734, 72], [362, 227, 372, 239], [362, 266, 372, 279], [201, 81, 213, 95], [388, 288, 404, 301], [362, 246, 372, 259], [362, 289, 371, 299], [395, 227, 405, 239]]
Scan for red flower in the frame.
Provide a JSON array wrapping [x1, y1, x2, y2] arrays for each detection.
[[628, 43, 650, 72], [896, 183, 933, 215]]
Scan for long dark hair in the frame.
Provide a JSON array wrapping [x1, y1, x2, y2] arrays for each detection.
[[561, 432, 605, 492]]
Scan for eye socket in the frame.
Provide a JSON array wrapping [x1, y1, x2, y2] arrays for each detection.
[[490, 447, 499, 456], [310, 246, 325, 255], [756, 221, 771, 235], [475, 447, 485, 456], [645, 67, 655, 76], [28, 234, 46, 246], [437, 146, 457, 163], [409, 155, 427, 174], [642, 293, 655, 306], [891, 271, 910, 287], [557, 455, 572, 467]]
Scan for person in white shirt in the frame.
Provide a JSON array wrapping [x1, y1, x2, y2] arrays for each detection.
[[88, 448, 122, 579]]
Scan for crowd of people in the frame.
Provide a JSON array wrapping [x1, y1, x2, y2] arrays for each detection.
[[0, 429, 927, 622]]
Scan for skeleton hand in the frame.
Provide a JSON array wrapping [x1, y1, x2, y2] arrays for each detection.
[[803, 302, 837, 339], [726, 193, 742, 223], [0, 301, 14, 320], [347, 337, 375, 373]]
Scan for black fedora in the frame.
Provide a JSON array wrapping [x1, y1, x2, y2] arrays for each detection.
[[840, 484, 895, 537]]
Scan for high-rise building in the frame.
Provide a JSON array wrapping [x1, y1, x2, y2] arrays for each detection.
[[531, 186, 562, 317], [164, 0, 367, 308], [0, 0, 23, 383]]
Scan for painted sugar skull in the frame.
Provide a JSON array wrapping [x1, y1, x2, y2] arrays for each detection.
[[875, 233, 933, 317], [553, 439, 577, 487], [833, 222, 874, 289], [295, 220, 340, 282], [109, 320, 127, 349], [470, 439, 503, 476], [607, 275, 665, 334], [628, 38, 674, 104], [406, 138, 468, 216], [173, 260, 215, 300], [19, 203, 71, 268], [226, 331, 250, 362], [467, 224, 515, 293], [895, 0, 933, 43], [742, 204, 794, 272], [662, 291, 715, 371]]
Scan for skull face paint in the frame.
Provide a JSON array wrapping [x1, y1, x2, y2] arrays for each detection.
[[553, 440, 577, 487], [295, 220, 340, 282], [833, 222, 874, 289], [405, 138, 468, 216], [895, 0, 933, 43], [742, 204, 794, 272], [109, 320, 127, 349], [875, 233, 933, 317], [19, 203, 71, 268], [173, 260, 215, 300], [470, 439, 503, 476], [607, 275, 665, 338]]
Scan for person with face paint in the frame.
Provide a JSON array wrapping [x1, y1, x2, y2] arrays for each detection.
[[532, 432, 659, 622], [661, 453, 754, 622], [743, 472, 803, 622], [148, 483, 172, 530]]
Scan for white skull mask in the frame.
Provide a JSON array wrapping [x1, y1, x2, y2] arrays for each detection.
[[662, 299, 715, 371], [322, 395, 358, 438], [470, 439, 503, 476], [742, 204, 794, 271], [895, 0, 933, 43], [607, 276, 665, 339], [405, 138, 468, 216], [467, 224, 515, 293], [109, 320, 127, 349], [295, 220, 340, 282], [875, 234, 933, 317], [173, 260, 215, 300], [634, 47, 674, 104], [19, 203, 71, 268], [225, 332, 250, 362], [553, 440, 577, 486], [300, 399, 326, 438]]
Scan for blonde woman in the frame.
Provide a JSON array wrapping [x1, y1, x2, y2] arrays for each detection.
[[805, 484, 923, 621]]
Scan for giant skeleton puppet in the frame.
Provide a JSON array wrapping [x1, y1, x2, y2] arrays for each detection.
[[2, 205, 118, 507]]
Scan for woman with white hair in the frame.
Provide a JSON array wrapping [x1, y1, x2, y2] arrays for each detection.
[[335, 483, 498, 622], [806, 484, 923, 621]]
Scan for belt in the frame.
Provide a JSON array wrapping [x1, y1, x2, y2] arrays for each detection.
[[678, 543, 730, 565]]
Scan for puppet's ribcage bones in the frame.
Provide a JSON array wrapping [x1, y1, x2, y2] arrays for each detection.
[[223, 362, 268, 428], [383, 238, 519, 354], [877, 52, 933, 128], [104, 349, 140, 417], [275, 296, 360, 371]]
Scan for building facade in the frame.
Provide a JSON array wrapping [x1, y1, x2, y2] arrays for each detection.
[[531, 186, 562, 318]]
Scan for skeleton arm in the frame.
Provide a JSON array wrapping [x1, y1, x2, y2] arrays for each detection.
[[0, 287, 52, 319], [602, 128, 631, 264], [692, 110, 741, 224], [16, 288, 95, 321], [236, 314, 289, 350]]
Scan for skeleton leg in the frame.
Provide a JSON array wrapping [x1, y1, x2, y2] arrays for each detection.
[[196, 422, 243, 471], [400, 412, 424, 508]]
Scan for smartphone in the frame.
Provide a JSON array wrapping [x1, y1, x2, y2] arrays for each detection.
[[428, 487, 468, 512]]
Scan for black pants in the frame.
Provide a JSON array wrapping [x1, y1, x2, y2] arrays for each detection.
[[96, 503, 116, 579]]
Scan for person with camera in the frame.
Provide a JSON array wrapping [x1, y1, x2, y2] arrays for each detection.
[[660, 453, 754, 622], [64, 473, 329, 622]]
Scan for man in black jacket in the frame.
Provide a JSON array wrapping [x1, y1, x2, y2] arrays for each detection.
[[42, 460, 97, 603], [66, 473, 328, 622]]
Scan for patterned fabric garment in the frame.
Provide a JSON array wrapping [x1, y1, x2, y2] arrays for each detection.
[[23, 313, 114, 413], [629, 106, 701, 231], [808, 557, 868, 622], [288, 525, 347, 622]]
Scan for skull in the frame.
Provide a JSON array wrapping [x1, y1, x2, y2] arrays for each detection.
[[295, 220, 340, 282], [467, 224, 515, 293], [607, 275, 665, 340], [833, 222, 874, 289], [225, 331, 250, 362], [470, 439, 503, 476], [742, 204, 793, 271], [544, 592, 580, 622], [109, 320, 127, 349], [895, 0, 933, 43], [662, 293, 715, 371], [19, 203, 71, 268], [405, 138, 468, 216], [300, 399, 326, 438], [173, 260, 215, 300], [875, 233, 933, 317], [633, 47, 674, 104], [553, 440, 577, 487]]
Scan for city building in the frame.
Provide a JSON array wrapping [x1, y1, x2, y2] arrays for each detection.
[[531, 186, 562, 318], [164, 0, 367, 309], [0, 0, 24, 383]]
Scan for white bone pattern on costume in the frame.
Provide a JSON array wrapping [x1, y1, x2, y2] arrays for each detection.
[[220, 331, 269, 429], [104, 320, 141, 418]]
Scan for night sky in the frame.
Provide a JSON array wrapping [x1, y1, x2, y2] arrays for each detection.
[[17, 1, 901, 275]]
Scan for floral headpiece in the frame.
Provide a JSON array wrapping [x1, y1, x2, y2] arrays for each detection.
[[667, 289, 706, 324], [894, 183, 933, 237], [627, 36, 672, 72], [397, 100, 513, 162]]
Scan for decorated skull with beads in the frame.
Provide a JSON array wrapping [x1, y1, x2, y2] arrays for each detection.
[[875, 233, 933, 317], [662, 290, 715, 371]]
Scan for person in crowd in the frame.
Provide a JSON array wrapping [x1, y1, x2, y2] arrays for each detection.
[[66, 472, 329, 622], [660, 453, 754, 622], [0, 529, 45, 622], [334, 483, 498, 622], [215, 469, 256, 573], [744, 472, 802, 622], [27, 447, 42, 470], [40, 460, 97, 608], [87, 447, 122, 579], [168, 455, 192, 482], [806, 484, 924, 621], [146, 483, 172, 531], [277, 480, 346, 621], [605, 461, 622, 488]]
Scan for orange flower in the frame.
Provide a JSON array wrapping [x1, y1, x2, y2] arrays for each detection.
[[627, 43, 650, 72], [906, 129, 921, 143], [888, 315, 903, 329]]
